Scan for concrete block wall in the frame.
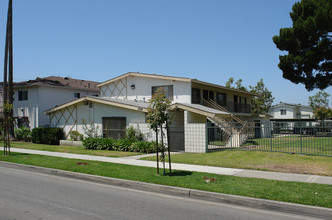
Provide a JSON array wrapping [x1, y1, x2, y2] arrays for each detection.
[[184, 111, 207, 153]]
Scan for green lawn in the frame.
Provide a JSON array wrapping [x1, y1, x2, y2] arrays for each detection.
[[1, 151, 332, 208], [244, 136, 332, 156], [143, 150, 332, 176], [2, 141, 142, 157]]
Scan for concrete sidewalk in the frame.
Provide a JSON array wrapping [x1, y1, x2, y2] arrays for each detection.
[[2, 147, 332, 185]]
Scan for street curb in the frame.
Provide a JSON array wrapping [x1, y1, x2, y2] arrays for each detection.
[[1, 161, 331, 219]]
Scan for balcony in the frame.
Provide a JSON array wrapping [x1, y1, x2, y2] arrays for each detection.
[[203, 99, 251, 114]]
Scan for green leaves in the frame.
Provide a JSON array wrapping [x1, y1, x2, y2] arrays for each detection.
[[273, 0, 332, 91]]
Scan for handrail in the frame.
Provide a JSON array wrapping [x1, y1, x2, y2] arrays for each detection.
[[208, 99, 244, 125]]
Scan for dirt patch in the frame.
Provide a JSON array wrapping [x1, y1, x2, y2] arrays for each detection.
[[252, 163, 330, 176]]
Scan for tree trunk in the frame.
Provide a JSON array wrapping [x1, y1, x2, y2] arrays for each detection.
[[166, 122, 171, 174], [155, 130, 159, 174]]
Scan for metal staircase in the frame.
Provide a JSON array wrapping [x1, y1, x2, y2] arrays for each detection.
[[203, 99, 250, 148]]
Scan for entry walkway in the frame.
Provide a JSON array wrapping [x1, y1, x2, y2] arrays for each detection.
[[2, 147, 332, 185]]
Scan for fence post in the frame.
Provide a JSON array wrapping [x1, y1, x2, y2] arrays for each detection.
[[270, 122, 273, 152], [300, 124, 302, 154]]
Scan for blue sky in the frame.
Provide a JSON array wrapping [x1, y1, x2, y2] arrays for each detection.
[[0, 0, 331, 106]]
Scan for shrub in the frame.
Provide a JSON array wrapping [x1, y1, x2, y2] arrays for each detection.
[[31, 127, 64, 145], [69, 131, 83, 141], [82, 137, 161, 153], [125, 126, 144, 142], [14, 127, 32, 142]]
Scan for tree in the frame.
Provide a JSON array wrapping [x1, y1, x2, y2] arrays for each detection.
[[225, 77, 247, 91], [308, 91, 330, 108], [225, 77, 234, 88], [146, 88, 173, 175], [249, 79, 275, 115], [308, 91, 331, 120], [273, 0, 332, 91]]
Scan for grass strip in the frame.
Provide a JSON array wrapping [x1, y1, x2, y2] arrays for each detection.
[[1, 152, 331, 208], [2, 142, 142, 157], [143, 150, 332, 176]]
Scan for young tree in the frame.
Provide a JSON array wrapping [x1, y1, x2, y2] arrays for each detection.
[[308, 91, 331, 120], [146, 88, 173, 175], [273, 0, 332, 91], [308, 91, 330, 109], [249, 79, 275, 115]]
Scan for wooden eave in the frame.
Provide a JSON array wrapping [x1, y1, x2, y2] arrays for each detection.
[[191, 79, 258, 96], [97, 72, 191, 87], [44, 97, 148, 115]]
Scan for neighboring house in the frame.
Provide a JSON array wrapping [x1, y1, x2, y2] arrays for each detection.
[[269, 103, 314, 120], [45, 72, 263, 153], [13, 76, 100, 128], [269, 103, 315, 132]]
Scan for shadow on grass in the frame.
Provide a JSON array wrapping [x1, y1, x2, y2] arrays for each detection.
[[167, 171, 193, 177]]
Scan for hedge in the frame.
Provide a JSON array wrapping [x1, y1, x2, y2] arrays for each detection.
[[82, 137, 163, 153], [31, 127, 64, 145]]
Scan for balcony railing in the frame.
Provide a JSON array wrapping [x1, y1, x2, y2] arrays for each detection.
[[204, 100, 251, 114]]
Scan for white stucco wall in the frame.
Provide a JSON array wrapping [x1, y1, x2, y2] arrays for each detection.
[[50, 101, 146, 138], [14, 87, 39, 128], [100, 75, 192, 104], [270, 106, 295, 119], [14, 86, 99, 129], [270, 105, 314, 120]]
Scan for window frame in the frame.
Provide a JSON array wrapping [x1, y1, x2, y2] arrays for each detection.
[[102, 117, 126, 139], [18, 90, 28, 101], [151, 85, 173, 101]]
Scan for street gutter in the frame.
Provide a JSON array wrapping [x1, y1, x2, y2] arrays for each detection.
[[1, 161, 331, 219]]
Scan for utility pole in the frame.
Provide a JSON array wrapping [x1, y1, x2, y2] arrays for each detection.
[[3, 0, 14, 155]]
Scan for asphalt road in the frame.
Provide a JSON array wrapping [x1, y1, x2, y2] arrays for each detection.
[[0, 167, 324, 220]]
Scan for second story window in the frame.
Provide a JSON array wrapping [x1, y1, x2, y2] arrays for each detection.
[[216, 93, 226, 106], [18, 90, 28, 101], [74, 93, 80, 98], [151, 85, 173, 101], [192, 88, 201, 104], [280, 109, 287, 115]]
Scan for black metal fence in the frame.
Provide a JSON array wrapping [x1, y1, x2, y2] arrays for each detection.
[[208, 121, 332, 156]]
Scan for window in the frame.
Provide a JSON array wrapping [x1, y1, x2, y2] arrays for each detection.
[[216, 93, 226, 106], [151, 85, 173, 101], [191, 88, 201, 104], [102, 117, 126, 139], [280, 109, 287, 115], [74, 93, 80, 98], [18, 90, 28, 101]]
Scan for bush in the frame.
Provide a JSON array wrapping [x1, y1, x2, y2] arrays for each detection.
[[31, 127, 64, 145], [125, 126, 144, 142], [14, 127, 32, 142], [69, 131, 83, 141], [82, 137, 161, 153]]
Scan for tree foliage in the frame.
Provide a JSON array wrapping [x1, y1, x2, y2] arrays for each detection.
[[308, 91, 331, 120], [225, 77, 274, 115], [249, 79, 275, 115], [146, 88, 173, 175], [308, 91, 330, 108], [273, 0, 332, 91]]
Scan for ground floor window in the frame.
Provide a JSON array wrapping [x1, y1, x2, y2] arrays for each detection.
[[102, 117, 126, 139]]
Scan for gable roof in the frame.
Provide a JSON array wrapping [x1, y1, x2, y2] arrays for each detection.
[[13, 76, 100, 92], [98, 72, 257, 96], [44, 96, 149, 114], [44, 96, 229, 118], [270, 102, 312, 110], [97, 72, 191, 87]]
